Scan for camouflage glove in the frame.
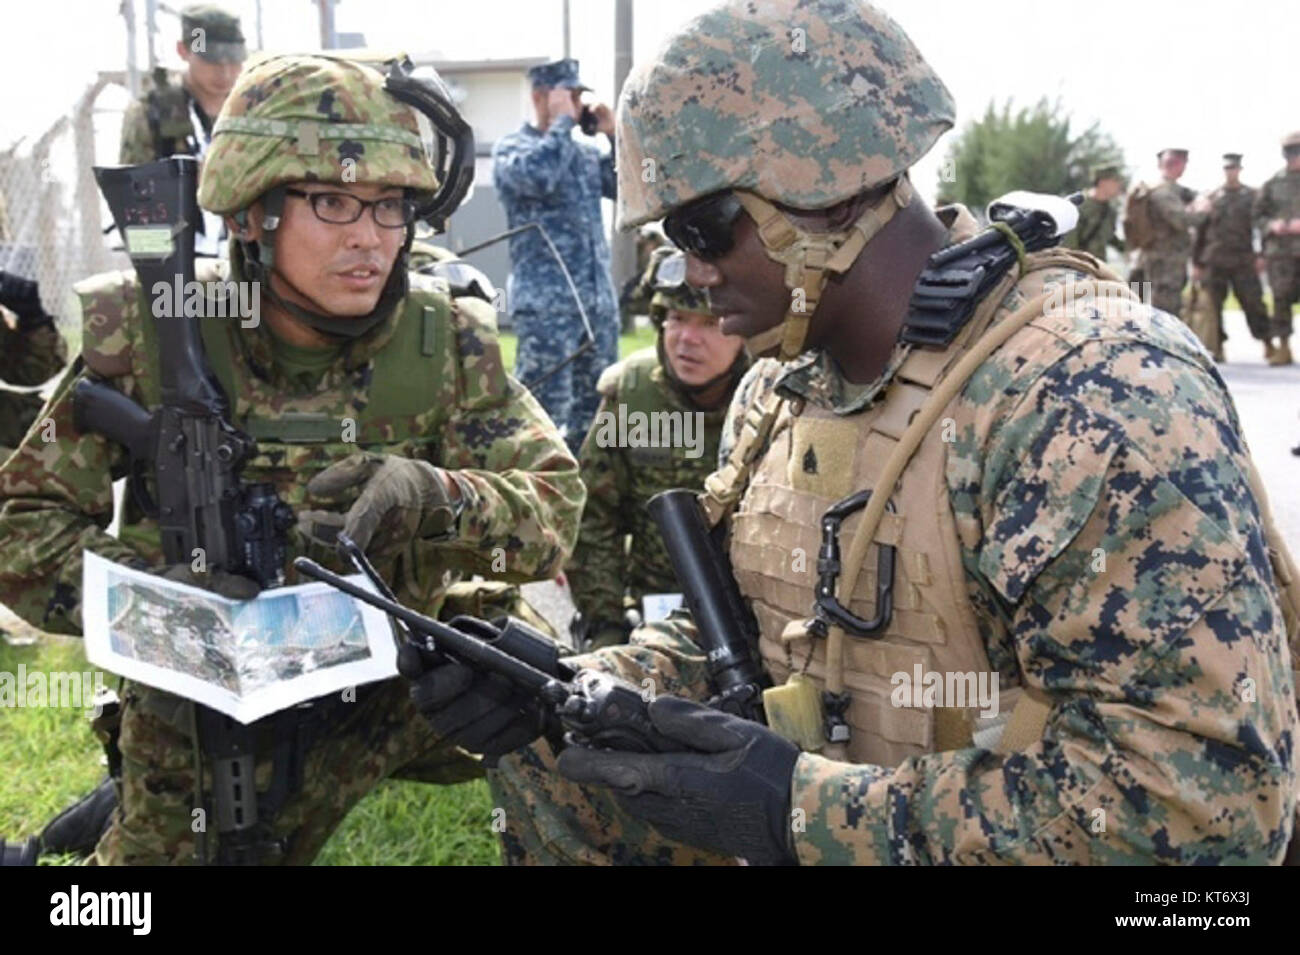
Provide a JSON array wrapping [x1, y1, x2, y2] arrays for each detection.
[[299, 453, 459, 561], [406, 651, 548, 765], [157, 563, 261, 601], [556, 695, 800, 866]]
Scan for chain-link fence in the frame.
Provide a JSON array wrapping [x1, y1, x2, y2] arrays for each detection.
[[0, 75, 130, 347]]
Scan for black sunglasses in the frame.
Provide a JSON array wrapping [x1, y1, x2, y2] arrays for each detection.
[[663, 192, 744, 261]]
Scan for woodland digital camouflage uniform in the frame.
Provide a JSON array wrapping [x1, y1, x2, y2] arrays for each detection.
[[1194, 177, 1270, 342], [485, 0, 1297, 865], [492, 94, 619, 449], [493, 254, 1299, 865], [565, 346, 729, 639], [0, 53, 584, 864], [1254, 150, 1300, 340]]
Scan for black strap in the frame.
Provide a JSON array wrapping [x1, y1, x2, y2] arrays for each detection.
[[901, 205, 1068, 347]]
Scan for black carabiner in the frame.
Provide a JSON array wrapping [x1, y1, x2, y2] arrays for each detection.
[[805, 488, 895, 639]]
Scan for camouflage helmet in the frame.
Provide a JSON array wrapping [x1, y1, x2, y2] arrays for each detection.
[[198, 54, 441, 215], [615, 0, 955, 229]]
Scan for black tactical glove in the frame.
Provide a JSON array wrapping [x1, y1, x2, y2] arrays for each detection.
[[299, 453, 460, 562], [0, 270, 54, 332], [157, 563, 261, 601], [556, 694, 801, 865], [569, 612, 631, 652], [402, 625, 548, 765]]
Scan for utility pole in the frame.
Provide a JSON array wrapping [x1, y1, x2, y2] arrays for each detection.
[[611, 0, 635, 316], [145, 0, 159, 70], [562, 0, 571, 58], [123, 0, 140, 96], [256, 0, 264, 49], [316, 0, 337, 50]]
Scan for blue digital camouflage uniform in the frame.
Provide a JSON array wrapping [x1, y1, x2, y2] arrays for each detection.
[[493, 114, 619, 450]]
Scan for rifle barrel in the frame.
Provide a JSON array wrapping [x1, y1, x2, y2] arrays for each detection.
[[293, 557, 555, 693]]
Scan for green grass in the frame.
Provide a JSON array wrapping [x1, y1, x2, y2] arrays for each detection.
[[0, 632, 502, 865], [0, 326, 658, 865], [0, 637, 104, 857], [498, 324, 657, 370]]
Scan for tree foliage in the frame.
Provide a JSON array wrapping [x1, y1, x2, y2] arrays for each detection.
[[936, 97, 1124, 214]]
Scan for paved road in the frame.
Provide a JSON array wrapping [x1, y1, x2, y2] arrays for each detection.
[[1216, 309, 1300, 551]]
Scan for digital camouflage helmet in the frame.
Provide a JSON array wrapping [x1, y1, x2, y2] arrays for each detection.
[[199, 53, 474, 338], [615, 0, 954, 359]]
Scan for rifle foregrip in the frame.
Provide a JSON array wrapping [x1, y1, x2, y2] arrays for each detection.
[[647, 490, 765, 681], [72, 378, 154, 460]]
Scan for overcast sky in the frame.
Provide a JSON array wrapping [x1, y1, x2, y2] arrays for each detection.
[[2, 0, 1296, 200]]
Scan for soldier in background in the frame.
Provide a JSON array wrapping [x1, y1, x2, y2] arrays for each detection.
[[0, 272, 68, 458], [1192, 153, 1272, 362], [1064, 163, 1124, 260], [1127, 148, 1195, 318], [492, 58, 620, 452], [119, 3, 245, 257], [567, 249, 749, 650], [1254, 131, 1300, 366]]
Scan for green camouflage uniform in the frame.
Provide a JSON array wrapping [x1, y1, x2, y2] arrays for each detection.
[[1194, 182, 1270, 342], [486, 0, 1298, 866], [0, 318, 67, 455], [1254, 165, 1300, 340], [566, 347, 730, 640], [1064, 194, 1121, 260], [2, 186, 69, 455], [0, 54, 583, 865], [1134, 179, 1195, 318], [119, 70, 204, 165], [568, 254, 746, 646], [118, 5, 245, 165]]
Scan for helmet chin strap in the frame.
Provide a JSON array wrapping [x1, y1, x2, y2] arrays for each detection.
[[235, 186, 413, 342], [734, 176, 913, 360]]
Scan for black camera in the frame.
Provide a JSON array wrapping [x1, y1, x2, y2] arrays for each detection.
[[579, 105, 599, 136]]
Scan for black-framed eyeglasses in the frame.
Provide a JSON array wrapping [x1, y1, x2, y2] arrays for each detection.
[[284, 188, 417, 228], [663, 191, 744, 261]]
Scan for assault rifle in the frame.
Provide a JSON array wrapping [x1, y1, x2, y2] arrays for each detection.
[[73, 156, 295, 864], [296, 543, 683, 755], [72, 156, 294, 587]]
